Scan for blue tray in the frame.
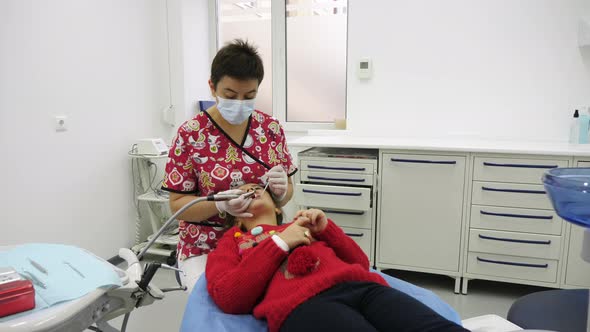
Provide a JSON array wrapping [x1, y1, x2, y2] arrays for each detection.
[[543, 168, 590, 228]]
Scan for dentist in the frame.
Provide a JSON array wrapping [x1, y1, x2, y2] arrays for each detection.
[[161, 39, 297, 293]]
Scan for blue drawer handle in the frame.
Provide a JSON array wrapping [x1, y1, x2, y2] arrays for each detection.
[[302, 189, 362, 196], [391, 158, 456, 165], [323, 209, 365, 216], [345, 232, 364, 237], [477, 256, 549, 269], [483, 162, 558, 169], [308, 165, 366, 171], [478, 234, 551, 245], [481, 186, 546, 195], [307, 175, 366, 183], [480, 210, 553, 220]]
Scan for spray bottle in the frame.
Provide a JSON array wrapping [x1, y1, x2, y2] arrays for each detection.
[[570, 110, 580, 144]]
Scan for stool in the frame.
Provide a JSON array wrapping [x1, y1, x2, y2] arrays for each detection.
[[507, 289, 588, 332]]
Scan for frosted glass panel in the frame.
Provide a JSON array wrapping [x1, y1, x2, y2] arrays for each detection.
[[286, 0, 347, 122], [218, 0, 273, 116]]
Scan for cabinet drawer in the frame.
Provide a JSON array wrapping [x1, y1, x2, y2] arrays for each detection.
[[301, 207, 373, 229], [473, 157, 567, 184], [468, 229, 561, 260], [467, 252, 558, 283], [294, 184, 371, 211], [340, 226, 372, 258], [301, 159, 374, 175], [470, 205, 562, 235], [301, 170, 373, 186], [471, 181, 552, 209]]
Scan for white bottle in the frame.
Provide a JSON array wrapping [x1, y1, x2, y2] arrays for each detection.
[[570, 109, 580, 144]]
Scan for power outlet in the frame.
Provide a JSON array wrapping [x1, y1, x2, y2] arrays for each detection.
[[55, 115, 67, 132]]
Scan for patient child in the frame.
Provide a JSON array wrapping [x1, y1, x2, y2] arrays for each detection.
[[206, 183, 469, 332]]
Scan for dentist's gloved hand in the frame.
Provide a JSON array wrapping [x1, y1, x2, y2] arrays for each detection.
[[265, 165, 288, 201], [214, 189, 253, 218]]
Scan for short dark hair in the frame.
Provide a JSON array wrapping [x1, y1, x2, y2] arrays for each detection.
[[210, 39, 264, 89]]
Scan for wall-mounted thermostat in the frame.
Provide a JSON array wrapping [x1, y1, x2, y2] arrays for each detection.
[[357, 58, 372, 79]]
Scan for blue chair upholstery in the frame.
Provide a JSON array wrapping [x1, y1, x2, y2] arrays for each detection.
[[198, 100, 215, 112], [180, 270, 462, 332]]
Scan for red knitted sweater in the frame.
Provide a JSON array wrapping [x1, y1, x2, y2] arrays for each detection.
[[206, 220, 388, 332]]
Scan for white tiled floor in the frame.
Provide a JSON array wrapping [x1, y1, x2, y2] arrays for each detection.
[[95, 269, 189, 332], [98, 268, 550, 332]]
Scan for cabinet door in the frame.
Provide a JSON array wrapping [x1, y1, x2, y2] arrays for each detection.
[[379, 154, 466, 272], [564, 224, 590, 287], [564, 161, 590, 287]]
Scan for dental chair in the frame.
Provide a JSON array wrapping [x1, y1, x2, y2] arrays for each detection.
[[175, 183, 463, 330], [180, 270, 463, 332]]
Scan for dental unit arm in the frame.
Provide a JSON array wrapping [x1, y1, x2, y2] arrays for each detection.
[[137, 192, 243, 261], [0, 193, 244, 332], [97, 192, 244, 332]]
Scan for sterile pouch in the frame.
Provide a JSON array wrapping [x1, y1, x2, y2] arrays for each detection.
[[0, 267, 35, 318]]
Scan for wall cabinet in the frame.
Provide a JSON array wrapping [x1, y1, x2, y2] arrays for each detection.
[[293, 144, 590, 292], [294, 148, 378, 264], [462, 155, 569, 293]]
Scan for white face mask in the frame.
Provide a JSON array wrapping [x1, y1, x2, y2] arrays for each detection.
[[216, 96, 256, 125]]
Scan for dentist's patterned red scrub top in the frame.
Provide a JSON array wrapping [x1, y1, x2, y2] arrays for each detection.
[[161, 110, 297, 262]]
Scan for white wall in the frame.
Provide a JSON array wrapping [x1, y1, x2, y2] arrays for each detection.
[[347, 0, 590, 142], [181, 0, 214, 120], [0, 0, 174, 258], [166, 0, 213, 129]]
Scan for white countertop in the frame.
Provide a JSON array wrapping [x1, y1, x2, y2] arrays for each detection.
[[288, 134, 590, 157]]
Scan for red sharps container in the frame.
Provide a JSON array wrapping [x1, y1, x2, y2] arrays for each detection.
[[0, 267, 35, 318]]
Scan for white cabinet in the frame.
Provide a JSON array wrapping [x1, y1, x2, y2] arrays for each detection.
[[295, 148, 378, 264], [463, 154, 569, 293], [563, 223, 590, 288], [289, 140, 590, 292], [377, 152, 466, 293], [562, 160, 590, 288]]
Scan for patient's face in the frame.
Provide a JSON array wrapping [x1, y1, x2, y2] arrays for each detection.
[[240, 183, 276, 216]]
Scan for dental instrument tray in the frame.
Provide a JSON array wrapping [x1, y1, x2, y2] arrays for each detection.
[[543, 167, 590, 228], [0, 267, 35, 318]]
